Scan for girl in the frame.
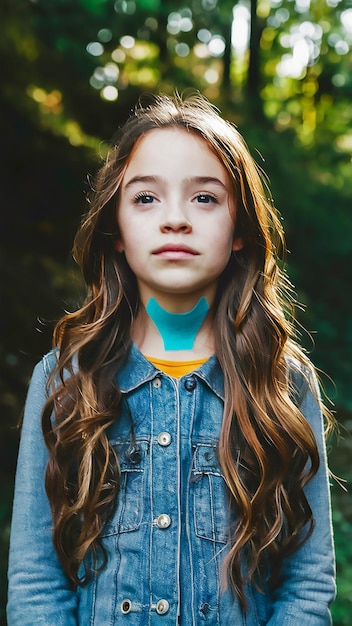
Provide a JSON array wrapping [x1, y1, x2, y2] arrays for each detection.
[[7, 94, 335, 625]]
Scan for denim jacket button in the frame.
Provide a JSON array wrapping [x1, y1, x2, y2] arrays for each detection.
[[157, 431, 172, 446], [121, 599, 132, 614], [153, 377, 161, 388], [157, 514, 171, 529], [184, 376, 196, 391], [200, 602, 211, 616], [156, 599, 170, 615], [126, 445, 141, 464]]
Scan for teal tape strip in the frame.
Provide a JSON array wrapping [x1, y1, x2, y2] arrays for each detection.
[[146, 297, 210, 351]]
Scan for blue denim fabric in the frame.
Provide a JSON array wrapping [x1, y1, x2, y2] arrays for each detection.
[[7, 344, 336, 625]]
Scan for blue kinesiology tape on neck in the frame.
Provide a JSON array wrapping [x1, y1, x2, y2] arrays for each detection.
[[146, 297, 210, 351]]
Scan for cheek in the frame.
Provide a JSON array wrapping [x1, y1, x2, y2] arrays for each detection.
[[214, 222, 236, 255], [215, 230, 238, 270], [208, 233, 233, 273], [114, 215, 135, 254], [117, 232, 145, 273]]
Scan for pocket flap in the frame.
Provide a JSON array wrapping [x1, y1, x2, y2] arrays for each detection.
[[193, 444, 223, 476]]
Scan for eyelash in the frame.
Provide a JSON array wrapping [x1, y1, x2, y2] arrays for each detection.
[[133, 191, 155, 204], [132, 191, 219, 205], [194, 193, 218, 204]]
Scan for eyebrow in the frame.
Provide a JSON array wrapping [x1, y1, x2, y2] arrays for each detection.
[[123, 175, 227, 190], [123, 175, 160, 189], [186, 176, 227, 189]]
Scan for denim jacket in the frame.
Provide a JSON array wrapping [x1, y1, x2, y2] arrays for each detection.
[[7, 344, 335, 625]]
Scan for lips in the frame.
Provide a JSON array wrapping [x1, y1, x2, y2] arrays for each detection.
[[152, 243, 200, 259], [153, 243, 199, 255]]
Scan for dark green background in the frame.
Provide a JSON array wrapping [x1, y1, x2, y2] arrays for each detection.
[[1, 0, 351, 623]]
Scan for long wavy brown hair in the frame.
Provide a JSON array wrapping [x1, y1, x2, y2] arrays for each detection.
[[42, 93, 330, 608]]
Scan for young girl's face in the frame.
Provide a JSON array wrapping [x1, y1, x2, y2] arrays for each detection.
[[116, 127, 242, 310]]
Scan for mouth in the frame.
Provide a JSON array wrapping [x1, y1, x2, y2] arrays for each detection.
[[152, 243, 200, 259]]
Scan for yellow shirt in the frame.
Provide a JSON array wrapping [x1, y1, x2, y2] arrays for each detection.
[[144, 356, 207, 378]]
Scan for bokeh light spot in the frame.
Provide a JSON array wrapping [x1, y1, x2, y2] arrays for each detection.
[[175, 43, 190, 57], [86, 41, 104, 56], [101, 86, 119, 101], [208, 36, 225, 57], [120, 35, 135, 49], [204, 68, 219, 84], [97, 29, 112, 43]]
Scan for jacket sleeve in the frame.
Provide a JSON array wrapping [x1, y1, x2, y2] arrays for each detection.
[[7, 354, 78, 626], [267, 364, 336, 626]]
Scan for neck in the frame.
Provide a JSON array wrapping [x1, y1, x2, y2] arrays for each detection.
[[146, 297, 210, 351], [132, 297, 215, 360], [137, 283, 218, 314]]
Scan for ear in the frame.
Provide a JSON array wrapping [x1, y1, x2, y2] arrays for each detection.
[[232, 236, 243, 252], [114, 238, 124, 253]]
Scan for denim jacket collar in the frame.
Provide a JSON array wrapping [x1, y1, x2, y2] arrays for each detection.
[[116, 342, 225, 401]]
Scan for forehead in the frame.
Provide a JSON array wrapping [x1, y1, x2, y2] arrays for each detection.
[[123, 127, 227, 181]]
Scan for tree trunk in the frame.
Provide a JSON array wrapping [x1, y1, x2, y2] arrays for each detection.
[[246, 0, 263, 116]]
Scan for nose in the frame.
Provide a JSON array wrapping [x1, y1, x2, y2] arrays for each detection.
[[160, 203, 192, 233]]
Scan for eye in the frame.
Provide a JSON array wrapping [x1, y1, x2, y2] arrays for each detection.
[[134, 192, 155, 204], [195, 193, 218, 204]]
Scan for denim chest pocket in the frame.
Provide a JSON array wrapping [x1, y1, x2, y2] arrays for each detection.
[[191, 444, 230, 544], [101, 439, 149, 536]]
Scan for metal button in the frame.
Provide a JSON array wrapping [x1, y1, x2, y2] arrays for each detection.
[[121, 598, 132, 614], [153, 378, 161, 388], [157, 432, 171, 447], [204, 450, 213, 461], [156, 599, 170, 615], [184, 376, 196, 391], [156, 514, 171, 529], [200, 602, 211, 616], [126, 444, 141, 464]]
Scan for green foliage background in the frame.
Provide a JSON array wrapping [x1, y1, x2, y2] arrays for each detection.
[[1, 0, 351, 623]]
